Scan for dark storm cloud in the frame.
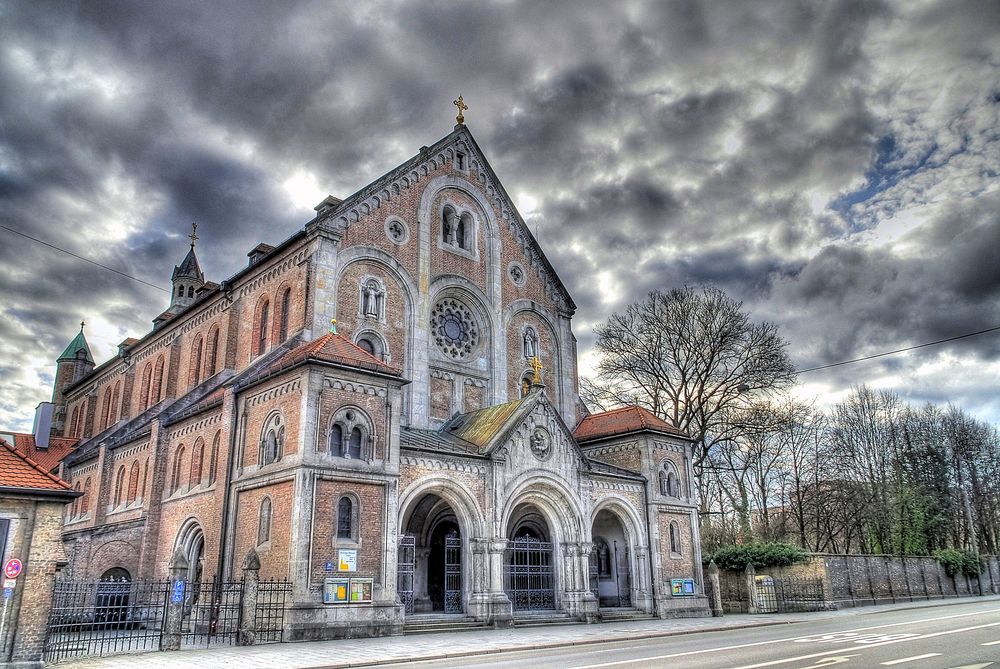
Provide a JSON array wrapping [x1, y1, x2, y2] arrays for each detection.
[[1, 0, 999, 429]]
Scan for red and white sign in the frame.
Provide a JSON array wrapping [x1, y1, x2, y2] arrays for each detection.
[[3, 559, 22, 579]]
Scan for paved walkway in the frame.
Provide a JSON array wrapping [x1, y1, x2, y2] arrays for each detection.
[[54, 596, 1000, 669]]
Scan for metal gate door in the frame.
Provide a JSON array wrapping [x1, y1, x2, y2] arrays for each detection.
[[614, 543, 631, 607], [398, 535, 415, 615], [444, 531, 462, 613], [505, 536, 555, 610], [589, 550, 600, 599]]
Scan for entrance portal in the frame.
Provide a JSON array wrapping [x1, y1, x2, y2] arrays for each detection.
[[399, 493, 464, 614], [590, 509, 632, 607], [505, 503, 556, 610]]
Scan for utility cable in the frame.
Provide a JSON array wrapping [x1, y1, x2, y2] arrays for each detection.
[[0, 224, 169, 293]]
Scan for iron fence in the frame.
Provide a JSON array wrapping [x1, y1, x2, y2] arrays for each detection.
[[179, 579, 243, 647], [716, 572, 826, 614], [255, 579, 292, 643]]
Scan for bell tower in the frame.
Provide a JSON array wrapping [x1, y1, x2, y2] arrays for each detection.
[[170, 223, 205, 311]]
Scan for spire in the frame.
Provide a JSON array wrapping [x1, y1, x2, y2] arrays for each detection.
[[171, 223, 204, 282], [58, 322, 94, 364]]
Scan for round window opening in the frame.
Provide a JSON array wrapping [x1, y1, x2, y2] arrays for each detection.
[[431, 298, 481, 360]]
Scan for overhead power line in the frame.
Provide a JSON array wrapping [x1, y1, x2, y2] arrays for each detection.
[[797, 325, 1000, 374], [0, 224, 169, 293]]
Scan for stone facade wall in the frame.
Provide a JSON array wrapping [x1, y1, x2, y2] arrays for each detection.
[[309, 479, 386, 589], [233, 479, 295, 581], [658, 510, 696, 582], [334, 260, 410, 371]]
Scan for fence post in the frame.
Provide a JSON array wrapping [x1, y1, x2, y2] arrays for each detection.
[[745, 564, 758, 614], [707, 561, 723, 617], [239, 549, 261, 646], [162, 549, 188, 651]]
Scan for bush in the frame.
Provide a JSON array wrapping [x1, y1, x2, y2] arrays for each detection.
[[934, 548, 981, 577], [704, 542, 809, 571]]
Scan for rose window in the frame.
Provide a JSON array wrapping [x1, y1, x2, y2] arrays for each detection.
[[431, 298, 480, 359]]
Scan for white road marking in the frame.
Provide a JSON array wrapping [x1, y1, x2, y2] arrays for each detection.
[[563, 610, 1000, 669], [881, 653, 941, 665], [982, 640, 1000, 646]]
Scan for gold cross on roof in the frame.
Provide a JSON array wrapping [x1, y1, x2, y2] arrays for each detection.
[[453, 95, 468, 125], [530, 356, 543, 384], [189, 223, 199, 248]]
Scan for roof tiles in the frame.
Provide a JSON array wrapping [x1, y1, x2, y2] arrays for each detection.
[[574, 405, 688, 442], [0, 437, 74, 491]]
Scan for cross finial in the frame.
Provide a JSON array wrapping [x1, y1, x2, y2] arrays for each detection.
[[530, 356, 543, 385], [453, 95, 468, 125], [80, 320, 85, 331], [189, 223, 199, 248]]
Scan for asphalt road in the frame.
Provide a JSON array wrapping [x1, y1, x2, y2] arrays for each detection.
[[377, 600, 1000, 669]]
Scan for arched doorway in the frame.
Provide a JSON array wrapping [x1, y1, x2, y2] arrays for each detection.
[[174, 519, 205, 605], [590, 509, 632, 607], [505, 502, 556, 610], [399, 493, 464, 614], [96, 568, 131, 625]]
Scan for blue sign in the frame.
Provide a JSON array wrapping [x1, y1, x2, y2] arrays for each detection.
[[324, 561, 334, 573], [171, 579, 185, 604], [3, 588, 12, 599]]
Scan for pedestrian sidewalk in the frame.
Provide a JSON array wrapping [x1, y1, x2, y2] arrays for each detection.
[[56, 596, 1000, 669]]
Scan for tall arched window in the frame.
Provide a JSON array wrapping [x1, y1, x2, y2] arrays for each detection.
[[205, 326, 220, 377], [442, 205, 458, 245], [187, 286, 194, 298], [659, 461, 681, 497], [258, 497, 272, 545], [259, 413, 284, 466], [329, 424, 343, 454], [127, 461, 140, 502], [595, 537, 611, 578], [140, 364, 153, 410], [458, 212, 473, 250], [71, 481, 82, 517], [347, 427, 362, 459], [151, 356, 165, 404], [69, 405, 80, 438], [256, 300, 270, 356], [141, 459, 149, 500], [100, 387, 112, 431], [113, 465, 126, 507], [177, 284, 185, 296], [171, 446, 186, 493], [337, 496, 355, 540], [190, 335, 204, 387], [110, 381, 121, 424], [278, 287, 291, 343], [81, 478, 91, 514], [208, 432, 220, 485], [190, 439, 205, 487], [669, 522, 681, 555]]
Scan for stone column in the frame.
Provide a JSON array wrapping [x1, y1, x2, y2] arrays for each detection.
[[706, 561, 724, 617], [632, 545, 654, 613], [238, 550, 260, 646], [467, 538, 511, 627], [745, 564, 758, 615], [560, 542, 598, 622], [162, 550, 189, 651]]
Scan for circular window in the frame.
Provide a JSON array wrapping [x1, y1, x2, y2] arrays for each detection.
[[508, 262, 526, 287], [385, 217, 409, 245], [431, 298, 481, 360]]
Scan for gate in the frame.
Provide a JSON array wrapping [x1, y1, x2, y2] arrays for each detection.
[[398, 534, 416, 615], [444, 532, 463, 613], [179, 579, 243, 646], [589, 551, 600, 600], [614, 543, 631, 607], [505, 536, 555, 610]]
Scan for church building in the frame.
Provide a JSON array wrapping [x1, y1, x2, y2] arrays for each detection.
[[45, 110, 708, 638]]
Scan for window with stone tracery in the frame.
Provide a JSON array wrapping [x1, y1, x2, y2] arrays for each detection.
[[431, 297, 481, 360], [259, 412, 285, 466], [441, 205, 475, 253], [659, 460, 681, 498], [327, 408, 374, 460]]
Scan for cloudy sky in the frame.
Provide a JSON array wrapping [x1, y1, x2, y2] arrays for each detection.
[[2, 0, 998, 432]]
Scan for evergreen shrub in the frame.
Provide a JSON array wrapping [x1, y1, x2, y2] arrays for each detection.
[[705, 542, 809, 570]]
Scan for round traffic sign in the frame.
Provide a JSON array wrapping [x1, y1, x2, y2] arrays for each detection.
[[3, 559, 22, 579]]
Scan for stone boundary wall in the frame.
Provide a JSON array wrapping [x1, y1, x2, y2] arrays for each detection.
[[740, 553, 1000, 609]]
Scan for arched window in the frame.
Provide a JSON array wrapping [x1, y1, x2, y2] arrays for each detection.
[[141, 459, 149, 500], [71, 481, 82, 517], [171, 446, 186, 493], [354, 331, 387, 361], [523, 327, 538, 359], [81, 477, 91, 514], [100, 387, 112, 431], [258, 497, 272, 545], [347, 427, 362, 459], [205, 326, 220, 377], [659, 461, 681, 497], [442, 205, 458, 245], [278, 287, 291, 343], [458, 212, 473, 250], [190, 335, 204, 387], [187, 286, 194, 298], [329, 424, 343, 454], [177, 285, 185, 296], [151, 356, 165, 404], [110, 381, 121, 425], [256, 300, 270, 356], [207, 432, 220, 485], [336, 496, 356, 540], [520, 374, 533, 398], [259, 413, 284, 466], [69, 405, 80, 438], [190, 439, 205, 487], [127, 461, 140, 502], [114, 465, 126, 507], [140, 364, 153, 410], [357, 338, 375, 355], [669, 522, 681, 555]]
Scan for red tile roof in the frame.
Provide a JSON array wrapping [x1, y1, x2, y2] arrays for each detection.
[[257, 333, 402, 379], [574, 405, 689, 442], [9, 433, 77, 472], [0, 437, 75, 492]]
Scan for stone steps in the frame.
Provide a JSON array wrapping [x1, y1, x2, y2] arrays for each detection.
[[599, 607, 656, 622], [403, 614, 490, 635], [512, 610, 579, 628]]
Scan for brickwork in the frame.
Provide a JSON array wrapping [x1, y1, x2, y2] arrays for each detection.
[[309, 479, 386, 588], [317, 382, 390, 460], [334, 260, 409, 370], [505, 311, 559, 404], [658, 511, 696, 583], [234, 480, 295, 581], [240, 377, 304, 468]]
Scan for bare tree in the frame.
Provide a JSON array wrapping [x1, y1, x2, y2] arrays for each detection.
[[587, 286, 796, 473]]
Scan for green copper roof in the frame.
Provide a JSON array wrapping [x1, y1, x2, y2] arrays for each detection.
[[58, 327, 94, 364]]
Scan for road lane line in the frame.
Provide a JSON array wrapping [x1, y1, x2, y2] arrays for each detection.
[[881, 654, 941, 665], [563, 610, 1000, 669], [982, 640, 1000, 645]]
